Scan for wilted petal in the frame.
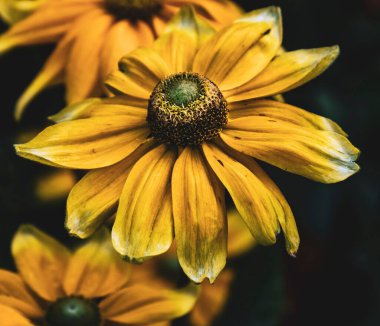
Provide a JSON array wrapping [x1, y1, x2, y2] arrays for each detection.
[[202, 142, 279, 245], [11, 225, 71, 302], [172, 147, 227, 283], [222, 114, 360, 183], [112, 145, 175, 261], [219, 142, 299, 255]]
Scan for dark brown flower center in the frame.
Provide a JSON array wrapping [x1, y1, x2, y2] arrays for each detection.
[[105, 0, 163, 20], [147, 72, 228, 146], [45, 296, 101, 326]]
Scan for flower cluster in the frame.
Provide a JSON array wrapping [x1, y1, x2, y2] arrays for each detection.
[[0, 1, 359, 325]]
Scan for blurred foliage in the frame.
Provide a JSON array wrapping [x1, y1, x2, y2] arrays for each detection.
[[0, 0, 379, 325]]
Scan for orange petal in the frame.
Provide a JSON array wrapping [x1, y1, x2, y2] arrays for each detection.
[[66, 11, 114, 103], [0, 270, 43, 318], [11, 225, 71, 302], [0, 304, 33, 326], [63, 228, 131, 298], [0, 1, 98, 53], [15, 8, 105, 120], [100, 283, 198, 324], [100, 20, 153, 82]]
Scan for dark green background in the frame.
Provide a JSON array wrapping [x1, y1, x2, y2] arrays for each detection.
[[0, 0, 379, 325]]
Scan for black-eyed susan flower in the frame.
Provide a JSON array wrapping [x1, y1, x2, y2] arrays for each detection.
[[0, 225, 197, 325], [15, 7, 360, 283], [0, 0, 242, 120]]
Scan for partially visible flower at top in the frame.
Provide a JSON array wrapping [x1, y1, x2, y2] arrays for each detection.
[[0, 0, 46, 24], [15, 7, 360, 283], [0, 225, 197, 325], [0, 0, 242, 120]]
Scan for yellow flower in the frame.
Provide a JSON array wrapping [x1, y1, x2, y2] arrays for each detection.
[[0, 0, 242, 120], [0, 0, 46, 25], [0, 225, 197, 325], [15, 7, 360, 283]]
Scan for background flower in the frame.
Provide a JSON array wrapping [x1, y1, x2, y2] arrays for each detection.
[[0, 0, 242, 120]]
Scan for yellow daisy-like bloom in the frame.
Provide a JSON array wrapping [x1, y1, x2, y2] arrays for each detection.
[[15, 7, 360, 283], [0, 0, 242, 120], [0, 225, 197, 325]]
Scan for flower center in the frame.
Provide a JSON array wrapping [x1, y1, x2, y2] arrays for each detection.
[[45, 296, 101, 326], [105, 0, 163, 20], [147, 72, 228, 146]]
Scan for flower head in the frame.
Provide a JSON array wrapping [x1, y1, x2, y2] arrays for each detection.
[[0, 0, 242, 120], [0, 225, 197, 325], [15, 7, 360, 283]]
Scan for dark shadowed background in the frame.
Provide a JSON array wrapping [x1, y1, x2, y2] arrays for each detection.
[[0, 0, 379, 325]]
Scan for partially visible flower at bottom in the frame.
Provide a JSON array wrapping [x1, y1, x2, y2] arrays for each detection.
[[0, 225, 197, 325]]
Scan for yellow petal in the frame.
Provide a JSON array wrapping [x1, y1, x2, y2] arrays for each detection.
[[222, 115, 360, 183], [202, 142, 279, 245], [14, 8, 104, 120], [154, 6, 214, 73], [0, 270, 43, 318], [15, 116, 150, 169], [66, 12, 114, 103], [229, 99, 347, 136], [63, 228, 131, 298], [219, 142, 299, 255], [0, 1, 97, 53], [0, 304, 33, 326], [49, 96, 147, 123], [112, 144, 175, 261], [66, 139, 156, 239], [172, 147, 227, 283], [100, 20, 153, 82], [100, 283, 199, 324], [193, 7, 281, 90], [11, 225, 71, 302], [113, 47, 170, 98], [226, 46, 340, 101], [227, 206, 256, 257], [190, 269, 234, 326]]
